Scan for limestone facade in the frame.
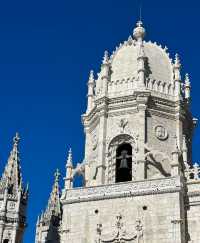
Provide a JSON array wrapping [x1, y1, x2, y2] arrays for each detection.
[[36, 20, 200, 243]]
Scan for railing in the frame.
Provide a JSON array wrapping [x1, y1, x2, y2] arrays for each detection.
[[108, 77, 135, 97], [106, 77, 176, 98], [146, 79, 175, 96], [185, 163, 200, 181]]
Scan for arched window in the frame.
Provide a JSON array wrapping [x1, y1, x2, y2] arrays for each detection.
[[3, 239, 9, 243], [116, 143, 132, 182]]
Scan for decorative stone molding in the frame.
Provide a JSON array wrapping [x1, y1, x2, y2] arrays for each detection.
[[62, 177, 181, 204]]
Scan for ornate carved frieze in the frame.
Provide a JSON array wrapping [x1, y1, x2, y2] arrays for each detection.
[[62, 177, 181, 204]]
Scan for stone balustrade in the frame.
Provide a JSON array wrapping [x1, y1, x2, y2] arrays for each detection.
[[185, 163, 200, 181], [146, 79, 175, 96]]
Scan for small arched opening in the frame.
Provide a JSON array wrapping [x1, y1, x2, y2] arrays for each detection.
[[116, 143, 132, 183], [3, 239, 9, 243]]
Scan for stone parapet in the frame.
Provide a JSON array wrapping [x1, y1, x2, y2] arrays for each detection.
[[62, 176, 181, 204]]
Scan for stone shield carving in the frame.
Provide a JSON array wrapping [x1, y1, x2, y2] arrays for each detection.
[[154, 125, 168, 140]]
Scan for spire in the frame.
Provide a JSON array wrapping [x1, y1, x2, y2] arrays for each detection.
[[65, 148, 73, 189], [101, 51, 110, 97], [185, 73, 191, 102], [41, 169, 61, 224], [174, 54, 181, 79], [173, 53, 182, 97], [102, 50, 109, 65], [0, 133, 22, 195], [66, 148, 73, 168], [87, 70, 95, 113], [133, 20, 146, 89]]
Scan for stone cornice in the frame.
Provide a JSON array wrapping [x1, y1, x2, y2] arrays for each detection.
[[61, 177, 182, 204], [82, 93, 189, 126]]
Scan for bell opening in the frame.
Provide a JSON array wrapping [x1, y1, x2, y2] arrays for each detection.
[[116, 143, 132, 183]]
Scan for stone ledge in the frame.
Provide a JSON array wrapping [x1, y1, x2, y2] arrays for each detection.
[[61, 176, 181, 204]]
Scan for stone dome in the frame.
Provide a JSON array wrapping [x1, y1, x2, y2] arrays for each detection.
[[110, 39, 174, 84]]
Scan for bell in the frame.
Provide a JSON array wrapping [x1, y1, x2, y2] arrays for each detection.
[[119, 150, 129, 170]]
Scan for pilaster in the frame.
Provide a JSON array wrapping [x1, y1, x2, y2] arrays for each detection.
[[135, 92, 150, 180], [96, 101, 108, 185]]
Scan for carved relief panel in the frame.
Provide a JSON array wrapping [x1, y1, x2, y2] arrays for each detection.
[[96, 214, 143, 243]]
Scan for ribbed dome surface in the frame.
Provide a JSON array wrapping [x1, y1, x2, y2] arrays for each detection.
[[110, 40, 174, 84]]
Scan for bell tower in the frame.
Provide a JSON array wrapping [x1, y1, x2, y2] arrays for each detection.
[[80, 20, 193, 187], [59, 20, 197, 243]]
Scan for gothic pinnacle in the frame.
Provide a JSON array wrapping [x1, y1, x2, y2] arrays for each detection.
[[174, 53, 181, 69], [185, 73, 190, 86], [185, 73, 191, 101], [54, 168, 60, 183], [66, 148, 73, 168], [88, 70, 94, 84], [103, 50, 109, 65]]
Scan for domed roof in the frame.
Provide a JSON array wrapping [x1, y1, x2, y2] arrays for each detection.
[[110, 28, 174, 84]]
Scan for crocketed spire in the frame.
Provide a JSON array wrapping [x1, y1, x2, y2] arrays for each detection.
[[39, 169, 62, 226], [0, 132, 22, 195]]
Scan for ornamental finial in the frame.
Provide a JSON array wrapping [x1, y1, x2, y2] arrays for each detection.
[[185, 73, 191, 101], [103, 50, 109, 65], [88, 70, 94, 84], [133, 20, 146, 41], [185, 73, 190, 85], [13, 132, 20, 146], [174, 53, 181, 68], [66, 148, 73, 168], [54, 169, 60, 183]]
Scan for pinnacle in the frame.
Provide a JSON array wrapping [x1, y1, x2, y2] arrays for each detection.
[[54, 168, 60, 183], [103, 50, 109, 65], [185, 73, 190, 84], [174, 53, 181, 67]]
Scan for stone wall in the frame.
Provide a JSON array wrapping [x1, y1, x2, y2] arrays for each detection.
[[61, 176, 185, 243]]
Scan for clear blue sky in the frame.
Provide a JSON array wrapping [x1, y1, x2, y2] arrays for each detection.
[[0, 0, 199, 242]]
